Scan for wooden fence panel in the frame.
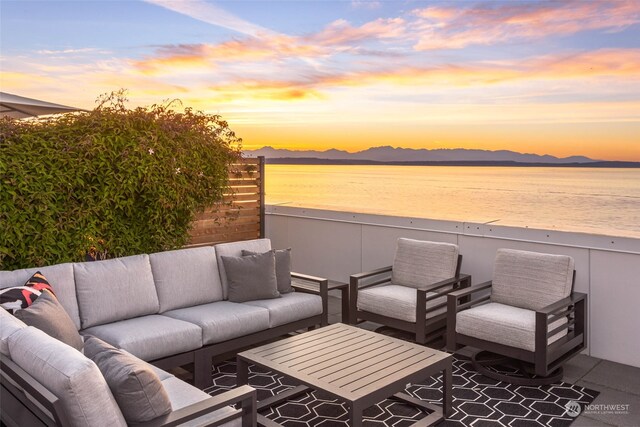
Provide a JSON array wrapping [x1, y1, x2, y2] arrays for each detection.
[[186, 156, 264, 247]]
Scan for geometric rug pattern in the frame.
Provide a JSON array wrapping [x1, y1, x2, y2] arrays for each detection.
[[205, 355, 599, 426]]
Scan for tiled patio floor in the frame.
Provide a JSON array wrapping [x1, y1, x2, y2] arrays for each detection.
[[326, 295, 640, 427]]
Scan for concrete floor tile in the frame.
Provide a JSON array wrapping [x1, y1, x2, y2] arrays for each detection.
[[563, 354, 602, 384], [572, 414, 616, 426], [582, 360, 640, 396], [575, 380, 640, 426]]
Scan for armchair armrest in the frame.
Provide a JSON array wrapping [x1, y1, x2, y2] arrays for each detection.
[[348, 266, 393, 324], [446, 280, 492, 352], [416, 273, 471, 293], [350, 266, 393, 281], [137, 385, 257, 427], [536, 292, 587, 316], [291, 272, 329, 326], [448, 280, 492, 301]]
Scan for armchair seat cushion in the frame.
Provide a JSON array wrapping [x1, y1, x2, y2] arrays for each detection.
[[244, 292, 322, 327], [82, 315, 202, 361], [357, 284, 445, 323], [456, 302, 567, 352], [162, 301, 270, 345]]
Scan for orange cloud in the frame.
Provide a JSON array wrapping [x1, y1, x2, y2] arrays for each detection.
[[412, 0, 640, 50]]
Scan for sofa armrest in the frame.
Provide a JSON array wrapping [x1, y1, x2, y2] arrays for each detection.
[[137, 385, 257, 427], [291, 272, 329, 326]]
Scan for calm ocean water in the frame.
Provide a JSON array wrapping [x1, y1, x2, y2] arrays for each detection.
[[265, 165, 640, 238]]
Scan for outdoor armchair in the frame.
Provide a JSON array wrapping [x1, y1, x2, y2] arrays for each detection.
[[446, 248, 587, 385], [349, 238, 470, 345]]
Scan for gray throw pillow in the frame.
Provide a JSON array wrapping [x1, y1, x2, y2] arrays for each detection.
[[242, 248, 293, 293], [83, 336, 172, 423], [221, 250, 280, 302], [14, 290, 84, 351]]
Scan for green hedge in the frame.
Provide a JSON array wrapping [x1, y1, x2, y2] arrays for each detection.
[[0, 92, 241, 269]]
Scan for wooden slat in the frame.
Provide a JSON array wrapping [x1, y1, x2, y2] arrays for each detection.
[[188, 157, 263, 247]]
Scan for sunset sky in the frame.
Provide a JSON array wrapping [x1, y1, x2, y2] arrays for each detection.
[[1, 0, 639, 160]]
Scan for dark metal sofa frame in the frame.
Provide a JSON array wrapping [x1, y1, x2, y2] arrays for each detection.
[[348, 255, 471, 345], [446, 271, 587, 385], [0, 354, 257, 427], [151, 272, 329, 389]]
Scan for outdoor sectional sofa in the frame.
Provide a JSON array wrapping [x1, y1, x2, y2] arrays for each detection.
[[0, 238, 329, 426]]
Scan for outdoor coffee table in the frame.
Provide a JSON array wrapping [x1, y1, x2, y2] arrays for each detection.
[[237, 323, 453, 426]]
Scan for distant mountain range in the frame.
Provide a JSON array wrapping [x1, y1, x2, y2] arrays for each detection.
[[244, 146, 597, 164]]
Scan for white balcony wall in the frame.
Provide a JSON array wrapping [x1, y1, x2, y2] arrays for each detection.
[[266, 205, 640, 369]]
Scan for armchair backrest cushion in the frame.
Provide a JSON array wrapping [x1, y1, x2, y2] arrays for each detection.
[[0, 307, 26, 356], [491, 249, 575, 311], [0, 263, 81, 329], [8, 326, 127, 427], [150, 246, 223, 313], [391, 238, 459, 289], [74, 255, 159, 329], [215, 238, 272, 299]]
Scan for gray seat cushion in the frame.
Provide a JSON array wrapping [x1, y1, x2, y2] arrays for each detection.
[[15, 290, 84, 351], [82, 315, 202, 361], [163, 301, 269, 345], [161, 376, 240, 427], [357, 284, 445, 323], [215, 238, 272, 299], [491, 249, 575, 311], [0, 263, 81, 329], [391, 239, 459, 289], [0, 307, 27, 356], [74, 254, 160, 329], [8, 326, 126, 427], [244, 292, 322, 327], [456, 302, 568, 352], [149, 246, 224, 313], [84, 336, 172, 423]]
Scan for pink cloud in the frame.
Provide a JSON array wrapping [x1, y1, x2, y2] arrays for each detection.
[[412, 0, 640, 50]]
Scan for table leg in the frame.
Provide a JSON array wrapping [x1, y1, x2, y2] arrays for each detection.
[[443, 362, 453, 418], [237, 357, 249, 387], [341, 287, 349, 323], [349, 402, 363, 427]]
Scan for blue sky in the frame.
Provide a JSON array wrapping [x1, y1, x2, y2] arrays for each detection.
[[1, 0, 639, 160]]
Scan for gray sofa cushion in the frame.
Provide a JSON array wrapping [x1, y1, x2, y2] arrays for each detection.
[[8, 326, 126, 427], [74, 254, 159, 329], [150, 246, 224, 313], [15, 290, 84, 351], [0, 263, 80, 329], [244, 292, 322, 327], [161, 376, 240, 427], [163, 301, 270, 345], [391, 239, 459, 289], [221, 251, 280, 303], [84, 336, 172, 423], [357, 284, 446, 323], [456, 302, 568, 352], [243, 248, 293, 294], [82, 315, 202, 361], [491, 249, 575, 311], [215, 238, 272, 299], [0, 307, 26, 356]]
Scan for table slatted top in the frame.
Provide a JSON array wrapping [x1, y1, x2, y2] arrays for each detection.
[[238, 323, 451, 401]]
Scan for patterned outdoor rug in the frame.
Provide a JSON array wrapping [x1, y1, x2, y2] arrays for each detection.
[[205, 355, 599, 426]]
